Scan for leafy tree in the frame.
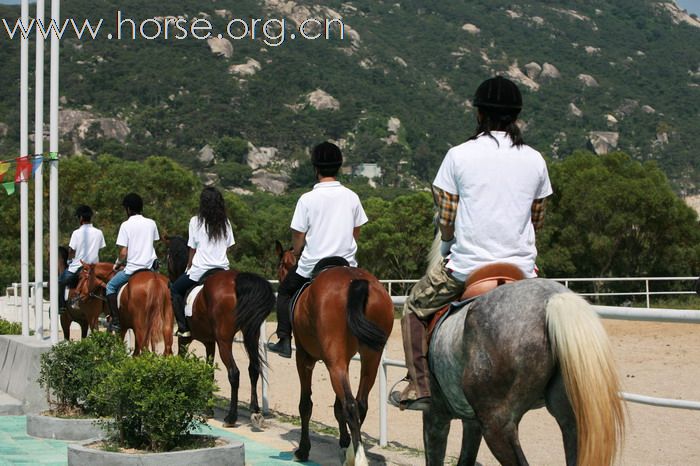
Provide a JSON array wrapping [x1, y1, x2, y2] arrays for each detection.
[[214, 137, 248, 164], [538, 151, 700, 279]]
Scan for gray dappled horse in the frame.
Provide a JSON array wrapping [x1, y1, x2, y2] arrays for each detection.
[[424, 248, 625, 465]]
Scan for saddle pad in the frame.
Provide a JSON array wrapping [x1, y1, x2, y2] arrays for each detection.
[[429, 300, 476, 419], [116, 284, 127, 310], [185, 285, 204, 317]]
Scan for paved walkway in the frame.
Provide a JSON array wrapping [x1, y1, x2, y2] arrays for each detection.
[[0, 415, 321, 466]]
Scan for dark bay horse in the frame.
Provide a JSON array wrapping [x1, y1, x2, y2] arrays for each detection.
[[421, 246, 625, 465], [167, 236, 276, 427], [277, 245, 394, 465], [58, 247, 106, 340], [75, 262, 174, 356]]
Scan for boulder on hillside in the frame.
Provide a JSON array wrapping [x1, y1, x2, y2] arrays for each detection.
[[541, 63, 561, 79], [569, 103, 583, 118], [251, 170, 290, 194], [524, 62, 542, 79], [588, 131, 619, 155], [246, 143, 278, 169], [229, 58, 262, 77], [306, 89, 340, 111], [207, 37, 233, 58], [198, 145, 215, 166], [506, 63, 539, 91], [214, 9, 232, 19], [462, 23, 480, 34], [578, 74, 599, 87]]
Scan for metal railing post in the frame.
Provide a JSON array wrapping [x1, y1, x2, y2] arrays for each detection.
[[646, 279, 651, 308], [260, 321, 269, 415], [379, 349, 388, 447]]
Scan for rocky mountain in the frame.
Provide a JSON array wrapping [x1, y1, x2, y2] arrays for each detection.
[[0, 0, 698, 192]]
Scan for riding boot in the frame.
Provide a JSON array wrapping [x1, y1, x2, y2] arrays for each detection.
[[267, 284, 294, 358], [392, 312, 431, 411], [172, 293, 190, 338], [107, 294, 121, 333]]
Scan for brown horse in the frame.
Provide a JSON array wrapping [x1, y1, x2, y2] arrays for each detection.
[[75, 262, 174, 356], [180, 270, 275, 427], [166, 235, 276, 427], [277, 246, 395, 465], [57, 246, 107, 340]]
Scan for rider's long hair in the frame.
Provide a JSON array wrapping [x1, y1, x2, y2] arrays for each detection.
[[197, 187, 228, 242], [468, 110, 525, 148]]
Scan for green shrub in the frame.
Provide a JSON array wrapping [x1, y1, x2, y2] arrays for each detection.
[[38, 332, 129, 416], [0, 317, 21, 335], [90, 352, 216, 452]]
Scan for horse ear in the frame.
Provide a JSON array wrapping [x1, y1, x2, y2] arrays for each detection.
[[275, 240, 284, 257]]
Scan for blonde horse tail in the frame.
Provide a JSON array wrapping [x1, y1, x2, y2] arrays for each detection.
[[546, 292, 625, 466], [427, 232, 443, 273]]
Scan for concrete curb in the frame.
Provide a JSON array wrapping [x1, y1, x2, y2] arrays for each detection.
[[67, 436, 245, 466], [26, 413, 105, 441], [0, 335, 52, 414], [0, 391, 23, 415]]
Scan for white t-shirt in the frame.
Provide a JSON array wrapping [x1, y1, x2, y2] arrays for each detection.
[[433, 131, 553, 278], [67, 224, 106, 273], [291, 181, 368, 278], [187, 216, 235, 282], [116, 214, 160, 274]]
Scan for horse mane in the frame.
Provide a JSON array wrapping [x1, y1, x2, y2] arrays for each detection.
[[165, 235, 188, 280]]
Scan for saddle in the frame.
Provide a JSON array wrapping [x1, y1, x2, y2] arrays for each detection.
[[289, 256, 350, 316], [427, 262, 525, 338], [183, 268, 227, 317]]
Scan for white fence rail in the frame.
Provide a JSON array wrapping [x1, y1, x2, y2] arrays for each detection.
[[4, 276, 700, 448]]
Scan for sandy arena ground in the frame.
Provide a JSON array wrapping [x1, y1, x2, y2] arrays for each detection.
[[183, 318, 700, 466]]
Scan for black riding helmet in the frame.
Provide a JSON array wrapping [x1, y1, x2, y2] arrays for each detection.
[[311, 141, 343, 169], [75, 205, 93, 221], [122, 192, 143, 214], [473, 76, 522, 116]]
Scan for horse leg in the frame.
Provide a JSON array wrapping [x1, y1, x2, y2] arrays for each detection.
[[422, 384, 454, 466], [475, 411, 528, 466], [545, 371, 577, 466], [334, 396, 351, 449], [457, 419, 483, 466], [60, 312, 71, 341], [328, 364, 365, 466], [356, 349, 382, 425], [80, 322, 89, 339], [248, 356, 264, 429], [203, 341, 216, 418], [294, 347, 315, 462], [217, 337, 240, 427]]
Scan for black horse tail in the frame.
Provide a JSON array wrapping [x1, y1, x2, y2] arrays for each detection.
[[346, 279, 387, 352], [234, 272, 276, 374]]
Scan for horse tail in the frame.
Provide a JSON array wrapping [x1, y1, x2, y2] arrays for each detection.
[[346, 279, 387, 352], [426, 232, 442, 274], [546, 292, 625, 466], [234, 272, 275, 374], [144, 273, 168, 348]]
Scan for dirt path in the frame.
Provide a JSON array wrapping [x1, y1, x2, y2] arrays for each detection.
[[189, 318, 700, 466]]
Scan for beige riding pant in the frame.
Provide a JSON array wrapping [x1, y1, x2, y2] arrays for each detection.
[[403, 259, 465, 319]]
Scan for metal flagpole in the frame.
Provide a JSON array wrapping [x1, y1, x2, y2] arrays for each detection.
[[20, 0, 30, 337], [34, 0, 46, 340], [49, 0, 60, 343]]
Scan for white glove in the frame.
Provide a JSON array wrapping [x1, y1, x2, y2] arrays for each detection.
[[440, 238, 455, 257]]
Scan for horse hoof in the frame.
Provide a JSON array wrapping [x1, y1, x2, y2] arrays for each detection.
[[293, 448, 309, 462], [250, 412, 265, 430]]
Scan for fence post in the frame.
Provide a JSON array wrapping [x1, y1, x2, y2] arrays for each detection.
[[379, 349, 388, 447], [646, 279, 650, 308], [261, 321, 269, 415]]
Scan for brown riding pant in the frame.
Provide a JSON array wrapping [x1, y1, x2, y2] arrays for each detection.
[[400, 259, 464, 401]]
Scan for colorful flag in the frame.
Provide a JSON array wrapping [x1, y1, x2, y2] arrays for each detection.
[[0, 161, 9, 181], [2, 182, 15, 195], [15, 156, 31, 182], [32, 155, 42, 174]]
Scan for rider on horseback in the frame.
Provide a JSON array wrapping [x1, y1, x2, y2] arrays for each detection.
[[267, 141, 368, 358], [58, 205, 105, 313], [170, 187, 235, 338], [105, 193, 160, 333], [391, 76, 553, 411]]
